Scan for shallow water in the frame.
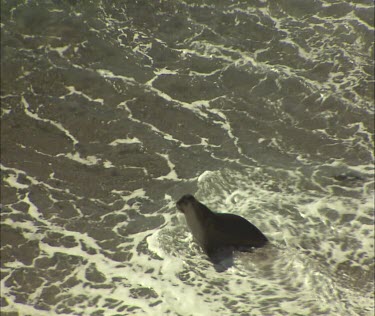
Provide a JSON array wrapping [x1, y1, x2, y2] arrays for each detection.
[[1, 0, 374, 315]]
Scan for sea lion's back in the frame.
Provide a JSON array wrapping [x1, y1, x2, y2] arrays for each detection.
[[213, 212, 268, 247]]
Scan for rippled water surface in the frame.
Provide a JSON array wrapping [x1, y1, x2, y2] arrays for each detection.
[[1, 0, 374, 315]]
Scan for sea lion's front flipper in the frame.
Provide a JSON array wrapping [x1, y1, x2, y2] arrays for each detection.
[[206, 246, 234, 272]]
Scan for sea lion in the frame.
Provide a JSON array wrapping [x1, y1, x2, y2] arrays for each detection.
[[176, 194, 268, 263]]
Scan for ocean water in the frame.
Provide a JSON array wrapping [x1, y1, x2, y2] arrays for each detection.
[[1, 0, 374, 315]]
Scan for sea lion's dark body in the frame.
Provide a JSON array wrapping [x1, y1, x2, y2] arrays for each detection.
[[176, 194, 268, 260]]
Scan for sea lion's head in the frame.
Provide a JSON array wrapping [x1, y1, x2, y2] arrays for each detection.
[[176, 194, 197, 213]]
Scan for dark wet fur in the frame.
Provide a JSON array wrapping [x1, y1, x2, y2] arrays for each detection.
[[176, 194, 268, 271]]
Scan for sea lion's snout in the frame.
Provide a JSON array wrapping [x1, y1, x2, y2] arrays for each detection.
[[176, 194, 196, 213]]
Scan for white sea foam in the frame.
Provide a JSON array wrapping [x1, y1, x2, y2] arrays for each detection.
[[1, 1, 373, 315]]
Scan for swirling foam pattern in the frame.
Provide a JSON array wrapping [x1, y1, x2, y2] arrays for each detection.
[[1, 0, 374, 315]]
